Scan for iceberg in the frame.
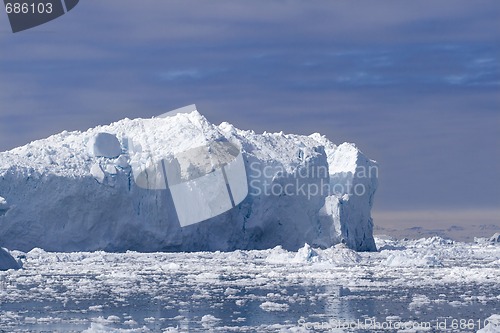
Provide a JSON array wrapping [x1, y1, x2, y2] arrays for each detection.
[[0, 247, 20, 270], [0, 106, 378, 252], [490, 232, 500, 243]]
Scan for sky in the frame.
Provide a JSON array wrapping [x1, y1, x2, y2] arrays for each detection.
[[0, 1, 499, 232]]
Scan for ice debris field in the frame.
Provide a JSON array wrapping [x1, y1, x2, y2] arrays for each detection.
[[0, 237, 499, 332]]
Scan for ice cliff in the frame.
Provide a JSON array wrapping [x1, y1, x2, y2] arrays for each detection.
[[0, 107, 378, 252]]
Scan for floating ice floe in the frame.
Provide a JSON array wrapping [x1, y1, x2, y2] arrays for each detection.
[[260, 301, 290, 312]]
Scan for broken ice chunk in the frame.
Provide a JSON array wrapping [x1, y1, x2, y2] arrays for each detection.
[[88, 132, 122, 158]]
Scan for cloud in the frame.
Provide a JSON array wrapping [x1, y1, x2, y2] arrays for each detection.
[[158, 68, 227, 81], [159, 69, 204, 81]]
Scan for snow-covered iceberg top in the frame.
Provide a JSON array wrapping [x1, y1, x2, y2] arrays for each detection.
[[0, 106, 378, 252]]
